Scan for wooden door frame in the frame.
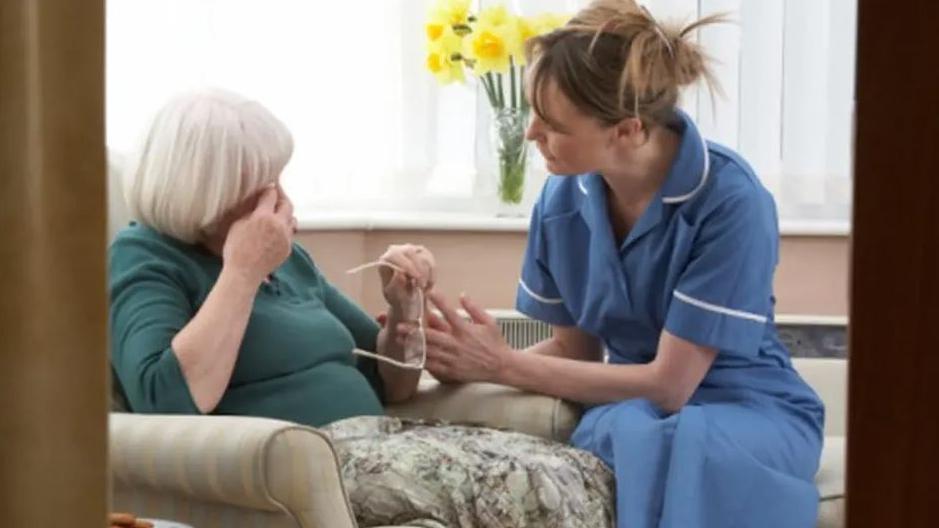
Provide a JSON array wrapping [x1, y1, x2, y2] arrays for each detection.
[[0, 0, 108, 525], [847, 0, 939, 525]]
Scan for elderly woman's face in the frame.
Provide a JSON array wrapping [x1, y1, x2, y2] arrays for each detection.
[[207, 182, 292, 242]]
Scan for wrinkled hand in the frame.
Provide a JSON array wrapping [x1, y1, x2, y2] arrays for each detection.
[[391, 308, 460, 383], [378, 244, 436, 312], [223, 186, 294, 285], [419, 291, 515, 384]]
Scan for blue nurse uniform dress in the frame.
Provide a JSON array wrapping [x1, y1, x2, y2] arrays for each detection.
[[516, 110, 825, 527]]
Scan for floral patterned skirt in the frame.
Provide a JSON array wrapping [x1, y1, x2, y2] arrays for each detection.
[[322, 416, 614, 528]]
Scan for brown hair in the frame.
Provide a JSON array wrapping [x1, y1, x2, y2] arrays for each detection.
[[525, 0, 725, 131]]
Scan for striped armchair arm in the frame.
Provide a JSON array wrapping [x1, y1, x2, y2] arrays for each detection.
[[386, 380, 582, 442], [109, 413, 356, 528]]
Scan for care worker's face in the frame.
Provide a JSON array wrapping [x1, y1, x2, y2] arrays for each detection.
[[524, 76, 619, 176]]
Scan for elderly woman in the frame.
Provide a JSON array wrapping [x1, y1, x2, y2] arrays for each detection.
[[109, 90, 612, 528], [109, 89, 430, 423]]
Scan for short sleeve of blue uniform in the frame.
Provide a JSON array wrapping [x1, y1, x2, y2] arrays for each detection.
[[516, 195, 577, 326], [664, 186, 777, 355]]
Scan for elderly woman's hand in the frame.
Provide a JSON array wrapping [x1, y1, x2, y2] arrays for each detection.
[[222, 186, 294, 285], [378, 244, 436, 311]]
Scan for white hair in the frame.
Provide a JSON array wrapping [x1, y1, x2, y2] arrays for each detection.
[[123, 89, 294, 243]]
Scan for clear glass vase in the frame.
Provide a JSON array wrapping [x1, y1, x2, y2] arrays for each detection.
[[490, 107, 530, 217]]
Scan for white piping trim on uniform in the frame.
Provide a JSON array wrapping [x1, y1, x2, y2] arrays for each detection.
[[662, 130, 710, 204], [577, 177, 589, 195], [519, 279, 565, 305], [673, 290, 768, 323]]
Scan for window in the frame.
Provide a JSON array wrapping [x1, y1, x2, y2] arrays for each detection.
[[107, 0, 855, 226], [647, 0, 856, 225]]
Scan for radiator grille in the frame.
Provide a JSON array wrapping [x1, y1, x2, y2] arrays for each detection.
[[490, 310, 552, 349], [484, 310, 848, 359]]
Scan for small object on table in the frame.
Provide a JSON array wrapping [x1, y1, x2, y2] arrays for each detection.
[[110, 512, 185, 528], [140, 520, 191, 528]]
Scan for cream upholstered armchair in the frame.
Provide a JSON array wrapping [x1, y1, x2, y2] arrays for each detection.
[[106, 154, 845, 528], [109, 381, 580, 528], [109, 361, 845, 528]]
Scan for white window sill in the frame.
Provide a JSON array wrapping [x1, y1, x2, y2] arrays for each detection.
[[297, 211, 531, 232], [778, 220, 851, 236], [297, 211, 850, 236]]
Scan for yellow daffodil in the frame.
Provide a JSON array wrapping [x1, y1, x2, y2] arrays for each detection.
[[517, 16, 537, 43], [426, 19, 447, 42], [530, 13, 570, 35], [477, 4, 513, 28], [511, 12, 570, 64], [423, 2, 572, 96], [464, 5, 520, 74], [464, 24, 512, 74], [512, 16, 536, 65], [426, 25, 466, 84], [429, 0, 471, 27]]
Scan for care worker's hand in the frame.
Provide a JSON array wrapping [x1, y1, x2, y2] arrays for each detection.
[[421, 291, 515, 383]]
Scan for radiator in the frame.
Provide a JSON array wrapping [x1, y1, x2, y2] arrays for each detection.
[[483, 310, 848, 359], [448, 309, 551, 349], [488, 309, 551, 349]]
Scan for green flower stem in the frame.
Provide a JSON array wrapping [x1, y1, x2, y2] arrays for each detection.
[[498, 153, 526, 204], [496, 73, 505, 108], [519, 65, 529, 111], [509, 57, 518, 109], [485, 72, 502, 109], [480, 75, 498, 109]]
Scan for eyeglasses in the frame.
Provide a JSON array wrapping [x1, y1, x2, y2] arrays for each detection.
[[345, 261, 426, 370]]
